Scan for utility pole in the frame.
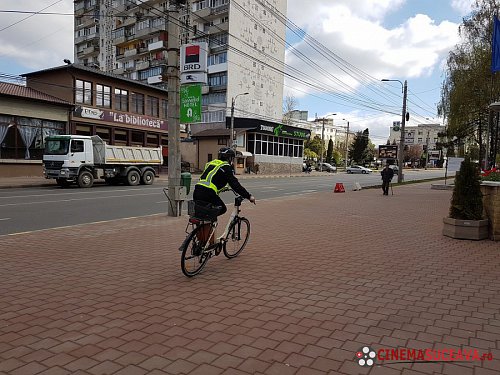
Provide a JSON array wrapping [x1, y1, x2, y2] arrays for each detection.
[[382, 79, 407, 183], [230, 92, 248, 150], [320, 118, 325, 172], [167, 2, 181, 217], [344, 121, 349, 169], [425, 130, 429, 170]]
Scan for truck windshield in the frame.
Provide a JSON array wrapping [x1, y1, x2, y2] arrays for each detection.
[[45, 139, 70, 155]]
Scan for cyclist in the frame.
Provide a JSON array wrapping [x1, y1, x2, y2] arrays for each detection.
[[193, 147, 256, 217]]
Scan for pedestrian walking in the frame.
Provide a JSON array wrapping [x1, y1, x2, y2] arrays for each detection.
[[381, 164, 394, 196]]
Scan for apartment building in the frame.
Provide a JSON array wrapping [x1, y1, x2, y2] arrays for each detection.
[[74, 0, 286, 122]]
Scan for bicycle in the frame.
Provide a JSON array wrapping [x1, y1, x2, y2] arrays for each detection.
[[179, 189, 251, 277]]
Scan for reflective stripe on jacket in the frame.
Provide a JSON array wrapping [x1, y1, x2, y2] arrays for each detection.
[[196, 159, 229, 194]]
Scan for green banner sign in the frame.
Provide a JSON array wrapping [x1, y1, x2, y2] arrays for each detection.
[[180, 84, 202, 124]]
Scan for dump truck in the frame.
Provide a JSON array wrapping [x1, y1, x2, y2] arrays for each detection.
[[43, 135, 162, 188]]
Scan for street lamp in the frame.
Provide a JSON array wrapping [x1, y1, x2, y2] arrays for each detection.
[[381, 78, 407, 183], [320, 113, 336, 171], [230, 92, 249, 149], [342, 118, 350, 169]]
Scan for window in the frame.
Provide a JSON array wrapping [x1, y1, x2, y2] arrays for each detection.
[[75, 79, 92, 104], [131, 131, 144, 145], [71, 140, 84, 153], [147, 96, 159, 117], [114, 88, 128, 111], [208, 72, 227, 87], [161, 99, 168, 118], [130, 92, 145, 114], [114, 129, 128, 144], [218, 137, 227, 145], [96, 127, 110, 142], [96, 84, 111, 108]]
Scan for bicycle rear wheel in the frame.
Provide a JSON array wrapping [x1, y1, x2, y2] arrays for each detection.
[[181, 227, 209, 277], [223, 217, 250, 259]]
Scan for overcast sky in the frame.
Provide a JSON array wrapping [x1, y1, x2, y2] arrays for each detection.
[[0, 0, 475, 143]]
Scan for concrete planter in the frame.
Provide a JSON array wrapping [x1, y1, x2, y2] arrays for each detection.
[[442, 217, 489, 240], [480, 181, 500, 241]]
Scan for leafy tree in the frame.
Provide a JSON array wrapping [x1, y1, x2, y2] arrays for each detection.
[[304, 135, 323, 159], [438, 0, 500, 162], [303, 148, 317, 160]]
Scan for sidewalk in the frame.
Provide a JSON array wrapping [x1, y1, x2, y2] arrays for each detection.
[[1, 182, 499, 374]]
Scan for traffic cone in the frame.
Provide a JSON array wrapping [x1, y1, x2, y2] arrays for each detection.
[[334, 183, 345, 193]]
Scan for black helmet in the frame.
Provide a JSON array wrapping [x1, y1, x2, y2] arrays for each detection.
[[218, 147, 236, 161]]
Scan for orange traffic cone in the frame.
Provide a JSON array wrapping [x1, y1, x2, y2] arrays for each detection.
[[334, 183, 345, 193]]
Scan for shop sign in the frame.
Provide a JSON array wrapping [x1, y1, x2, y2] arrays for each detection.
[[180, 84, 202, 123], [74, 106, 167, 131], [257, 123, 309, 139], [379, 145, 398, 159]]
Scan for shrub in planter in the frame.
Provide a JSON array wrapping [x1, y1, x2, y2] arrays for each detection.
[[443, 156, 488, 240], [450, 156, 483, 220]]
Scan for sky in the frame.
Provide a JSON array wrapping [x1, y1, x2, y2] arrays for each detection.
[[0, 0, 475, 144]]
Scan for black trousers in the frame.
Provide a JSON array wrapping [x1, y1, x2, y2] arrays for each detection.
[[382, 180, 391, 195], [193, 186, 227, 216]]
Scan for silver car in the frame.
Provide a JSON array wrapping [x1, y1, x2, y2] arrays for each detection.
[[346, 165, 372, 174]]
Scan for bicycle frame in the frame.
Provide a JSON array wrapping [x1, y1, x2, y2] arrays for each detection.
[[183, 194, 243, 253]]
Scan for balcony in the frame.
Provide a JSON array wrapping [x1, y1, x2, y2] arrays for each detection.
[[124, 48, 138, 58], [148, 40, 166, 51], [147, 75, 162, 84], [136, 61, 150, 70], [113, 67, 125, 75]]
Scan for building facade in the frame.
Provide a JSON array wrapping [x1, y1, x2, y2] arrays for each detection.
[[0, 83, 73, 177], [22, 64, 171, 158]]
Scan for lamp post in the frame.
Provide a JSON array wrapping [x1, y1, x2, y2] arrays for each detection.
[[320, 113, 336, 171], [382, 78, 407, 183], [230, 92, 249, 150], [342, 118, 350, 169]]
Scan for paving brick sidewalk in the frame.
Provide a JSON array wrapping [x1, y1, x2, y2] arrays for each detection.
[[1, 183, 499, 375]]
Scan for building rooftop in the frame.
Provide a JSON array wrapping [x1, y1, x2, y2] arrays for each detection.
[[0, 82, 72, 105]]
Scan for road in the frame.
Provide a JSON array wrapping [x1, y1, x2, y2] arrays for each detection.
[[0, 169, 449, 236]]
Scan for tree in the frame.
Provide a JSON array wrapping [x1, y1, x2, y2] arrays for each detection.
[[282, 95, 299, 125], [438, 0, 500, 163], [304, 135, 323, 158], [348, 129, 370, 165], [326, 139, 334, 163]]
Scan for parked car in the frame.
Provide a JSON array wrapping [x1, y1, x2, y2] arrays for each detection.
[[346, 165, 372, 174], [316, 162, 337, 173]]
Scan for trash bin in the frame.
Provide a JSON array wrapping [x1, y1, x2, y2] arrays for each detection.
[[180, 172, 192, 195]]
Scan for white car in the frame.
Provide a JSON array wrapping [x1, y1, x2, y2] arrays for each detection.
[[346, 165, 373, 174]]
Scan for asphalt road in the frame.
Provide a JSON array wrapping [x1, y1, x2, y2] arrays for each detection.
[[0, 169, 449, 236]]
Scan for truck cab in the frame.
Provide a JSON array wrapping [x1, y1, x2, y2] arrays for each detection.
[[43, 136, 94, 186]]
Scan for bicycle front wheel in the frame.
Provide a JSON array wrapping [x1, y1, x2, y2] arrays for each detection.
[[223, 217, 250, 259], [181, 227, 209, 277]]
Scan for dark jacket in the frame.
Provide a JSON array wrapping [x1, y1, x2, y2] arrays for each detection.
[[196, 161, 251, 200], [381, 167, 394, 182]]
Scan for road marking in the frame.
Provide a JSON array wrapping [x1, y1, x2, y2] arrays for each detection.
[[0, 192, 161, 207], [0, 218, 11, 221], [0, 186, 162, 200]]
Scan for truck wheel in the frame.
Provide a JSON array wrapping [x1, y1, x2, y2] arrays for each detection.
[[127, 170, 140, 186], [56, 178, 71, 188], [78, 171, 94, 188], [141, 170, 155, 185]]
